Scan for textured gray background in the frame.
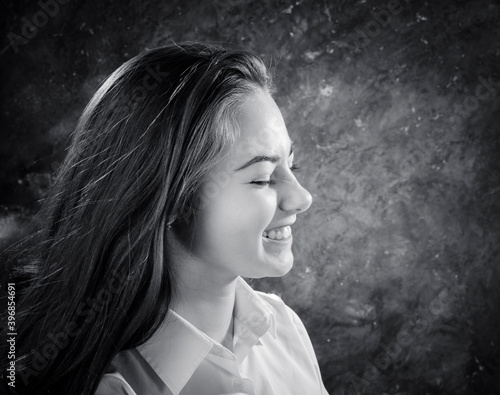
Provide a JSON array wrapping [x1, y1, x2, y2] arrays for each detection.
[[1, 1, 499, 394]]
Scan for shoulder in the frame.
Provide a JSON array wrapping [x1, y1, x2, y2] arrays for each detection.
[[254, 290, 288, 314], [254, 289, 285, 308], [254, 290, 306, 330], [254, 290, 330, 394], [237, 278, 314, 347], [94, 347, 172, 395], [95, 372, 137, 395], [254, 289, 318, 361]]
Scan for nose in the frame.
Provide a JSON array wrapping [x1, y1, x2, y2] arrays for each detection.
[[278, 176, 312, 213]]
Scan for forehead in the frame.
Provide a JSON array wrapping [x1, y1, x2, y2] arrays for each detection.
[[232, 90, 290, 157]]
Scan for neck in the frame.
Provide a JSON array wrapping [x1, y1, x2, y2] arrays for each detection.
[[168, 234, 238, 348]]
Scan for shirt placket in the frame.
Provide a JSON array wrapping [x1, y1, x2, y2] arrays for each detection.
[[209, 343, 256, 394]]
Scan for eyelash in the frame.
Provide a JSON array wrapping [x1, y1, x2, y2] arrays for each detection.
[[250, 164, 300, 186]]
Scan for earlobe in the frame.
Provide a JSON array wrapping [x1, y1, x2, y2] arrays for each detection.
[[165, 222, 190, 259]]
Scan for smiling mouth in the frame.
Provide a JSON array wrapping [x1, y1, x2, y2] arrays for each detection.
[[262, 226, 292, 240]]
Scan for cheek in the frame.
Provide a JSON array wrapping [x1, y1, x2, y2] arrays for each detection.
[[221, 190, 275, 233], [198, 187, 277, 248]]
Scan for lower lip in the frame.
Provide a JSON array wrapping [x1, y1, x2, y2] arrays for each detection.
[[262, 234, 293, 245]]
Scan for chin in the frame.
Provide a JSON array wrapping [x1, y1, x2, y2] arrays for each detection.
[[266, 266, 293, 278], [253, 255, 294, 279]]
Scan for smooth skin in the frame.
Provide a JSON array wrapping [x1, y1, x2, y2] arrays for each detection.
[[168, 89, 312, 349]]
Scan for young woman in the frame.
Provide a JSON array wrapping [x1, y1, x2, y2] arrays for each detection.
[[9, 42, 328, 394]]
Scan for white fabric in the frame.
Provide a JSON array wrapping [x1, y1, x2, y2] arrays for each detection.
[[96, 277, 329, 395]]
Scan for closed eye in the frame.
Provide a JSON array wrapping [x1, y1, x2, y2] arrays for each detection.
[[250, 163, 299, 187], [250, 165, 299, 187], [250, 180, 276, 186]]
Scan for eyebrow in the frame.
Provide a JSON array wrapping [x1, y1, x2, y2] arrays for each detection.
[[234, 141, 295, 172]]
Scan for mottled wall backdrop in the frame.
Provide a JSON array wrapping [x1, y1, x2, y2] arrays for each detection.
[[1, 0, 499, 394]]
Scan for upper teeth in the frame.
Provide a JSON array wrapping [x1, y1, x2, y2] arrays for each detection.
[[263, 226, 291, 240]]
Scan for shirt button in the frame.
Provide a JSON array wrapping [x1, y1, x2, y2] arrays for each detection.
[[234, 379, 245, 390], [239, 326, 249, 339]]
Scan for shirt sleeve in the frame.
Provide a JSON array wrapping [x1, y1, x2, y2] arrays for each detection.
[[95, 372, 138, 395]]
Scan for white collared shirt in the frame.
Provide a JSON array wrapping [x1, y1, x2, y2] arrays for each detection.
[[96, 278, 329, 395]]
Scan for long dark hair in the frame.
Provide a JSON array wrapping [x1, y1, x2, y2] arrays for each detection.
[[5, 42, 273, 394]]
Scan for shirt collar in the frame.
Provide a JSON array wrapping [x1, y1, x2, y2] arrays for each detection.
[[136, 277, 276, 395], [234, 278, 277, 340]]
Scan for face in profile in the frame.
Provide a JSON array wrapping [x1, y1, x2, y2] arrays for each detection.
[[182, 89, 312, 280]]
